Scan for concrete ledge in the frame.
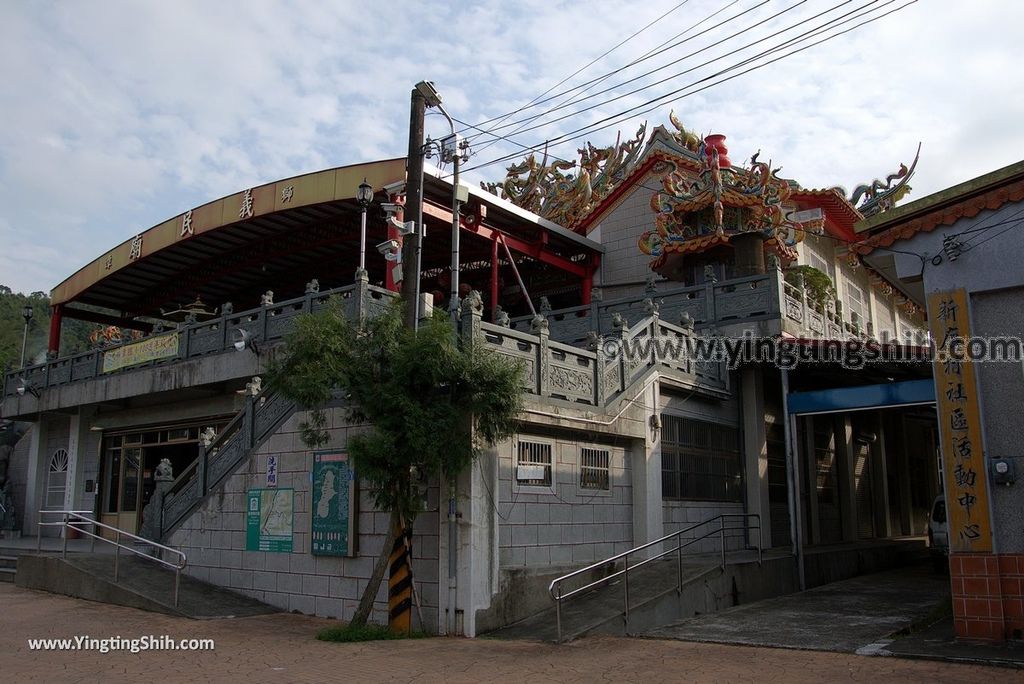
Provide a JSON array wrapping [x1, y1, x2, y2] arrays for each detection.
[[16, 555, 184, 616]]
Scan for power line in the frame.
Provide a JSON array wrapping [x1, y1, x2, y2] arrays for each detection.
[[462, 0, 698, 143], [477, 0, 817, 142], [457, 0, 916, 178], [467, 0, 747, 155]]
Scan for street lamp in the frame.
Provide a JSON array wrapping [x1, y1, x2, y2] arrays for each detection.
[[356, 178, 374, 273], [19, 305, 33, 368]]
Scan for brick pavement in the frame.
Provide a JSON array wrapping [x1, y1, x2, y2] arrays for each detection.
[[0, 583, 1003, 683]]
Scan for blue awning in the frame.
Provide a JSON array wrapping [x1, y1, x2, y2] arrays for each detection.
[[786, 379, 935, 415]]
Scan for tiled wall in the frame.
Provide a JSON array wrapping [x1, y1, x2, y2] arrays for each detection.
[[662, 500, 748, 553], [167, 408, 441, 630], [592, 182, 659, 299], [497, 434, 633, 567], [951, 553, 1024, 641]]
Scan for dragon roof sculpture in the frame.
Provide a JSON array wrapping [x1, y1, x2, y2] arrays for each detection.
[[638, 134, 824, 269], [837, 143, 921, 217], [481, 123, 647, 228]]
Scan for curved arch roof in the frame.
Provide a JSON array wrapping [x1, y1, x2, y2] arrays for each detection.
[[51, 159, 407, 317]]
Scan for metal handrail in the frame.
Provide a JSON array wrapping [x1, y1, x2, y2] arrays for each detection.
[[548, 513, 761, 642], [36, 510, 187, 607]]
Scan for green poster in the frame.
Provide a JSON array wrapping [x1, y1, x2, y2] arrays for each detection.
[[311, 451, 356, 556], [245, 488, 294, 553]]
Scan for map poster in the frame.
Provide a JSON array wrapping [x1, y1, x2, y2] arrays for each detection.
[[245, 488, 294, 553], [311, 450, 356, 557]]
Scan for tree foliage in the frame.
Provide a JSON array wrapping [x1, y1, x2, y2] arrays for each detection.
[[268, 297, 523, 520], [0, 287, 94, 371], [266, 296, 524, 630], [784, 265, 836, 309]]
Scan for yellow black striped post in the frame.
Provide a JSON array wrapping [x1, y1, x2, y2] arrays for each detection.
[[388, 523, 413, 633]]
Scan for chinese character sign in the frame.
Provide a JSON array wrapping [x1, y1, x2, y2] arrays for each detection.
[[927, 289, 992, 552]]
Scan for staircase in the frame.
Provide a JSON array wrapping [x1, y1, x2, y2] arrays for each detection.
[[158, 387, 297, 540], [0, 552, 16, 582]]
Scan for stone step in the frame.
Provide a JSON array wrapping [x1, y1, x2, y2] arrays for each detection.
[[0, 567, 15, 582]]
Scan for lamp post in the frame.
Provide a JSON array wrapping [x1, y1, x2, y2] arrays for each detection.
[[356, 178, 374, 273], [19, 305, 33, 368]]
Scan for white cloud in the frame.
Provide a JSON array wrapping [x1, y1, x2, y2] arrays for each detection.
[[1, 0, 1022, 294]]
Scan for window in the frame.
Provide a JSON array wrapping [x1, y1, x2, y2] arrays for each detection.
[[661, 415, 742, 501], [516, 440, 552, 488], [45, 449, 69, 509], [580, 448, 610, 490], [806, 243, 835, 280], [845, 280, 868, 326]]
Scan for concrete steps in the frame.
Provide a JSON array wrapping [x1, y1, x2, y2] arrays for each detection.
[[15, 553, 278, 619], [0, 554, 16, 582]]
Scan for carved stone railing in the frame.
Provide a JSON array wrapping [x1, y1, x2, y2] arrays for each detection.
[[478, 301, 729, 408], [3, 273, 398, 399], [505, 270, 878, 349], [158, 387, 298, 540], [509, 272, 784, 346]]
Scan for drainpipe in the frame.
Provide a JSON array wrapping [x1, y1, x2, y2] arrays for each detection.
[[780, 368, 805, 590]]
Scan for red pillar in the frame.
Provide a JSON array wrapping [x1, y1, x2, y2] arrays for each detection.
[[48, 304, 63, 356], [490, 237, 500, 321]]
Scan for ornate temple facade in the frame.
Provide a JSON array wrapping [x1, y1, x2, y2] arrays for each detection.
[[2, 116, 948, 639]]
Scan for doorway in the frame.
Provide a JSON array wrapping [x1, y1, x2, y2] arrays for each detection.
[[98, 422, 223, 536]]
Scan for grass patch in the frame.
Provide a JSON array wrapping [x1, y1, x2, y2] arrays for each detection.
[[316, 623, 428, 643]]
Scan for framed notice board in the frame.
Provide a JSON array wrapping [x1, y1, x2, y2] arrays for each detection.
[[311, 450, 357, 556], [245, 488, 294, 553]]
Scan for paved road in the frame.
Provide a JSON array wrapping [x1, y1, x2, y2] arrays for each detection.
[[0, 582, 999, 683], [646, 564, 949, 652]]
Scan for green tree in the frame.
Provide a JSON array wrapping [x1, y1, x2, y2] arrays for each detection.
[[784, 265, 836, 310], [267, 296, 523, 630]]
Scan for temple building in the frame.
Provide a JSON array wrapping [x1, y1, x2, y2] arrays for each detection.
[[3, 115, 959, 638]]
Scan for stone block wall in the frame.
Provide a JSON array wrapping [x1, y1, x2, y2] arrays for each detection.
[[662, 500, 748, 553], [167, 408, 441, 631], [497, 434, 633, 568]]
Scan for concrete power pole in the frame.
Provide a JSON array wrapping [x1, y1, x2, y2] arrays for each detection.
[[401, 86, 427, 330]]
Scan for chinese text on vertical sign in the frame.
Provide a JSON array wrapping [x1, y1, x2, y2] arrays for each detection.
[[927, 290, 992, 552]]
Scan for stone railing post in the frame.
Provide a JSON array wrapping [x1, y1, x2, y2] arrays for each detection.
[[460, 290, 484, 351], [353, 268, 370, 326], [587, 331, 604, 406], [611, 313, 629, 395], [705, 280, 717, 324], [531, 314, 550, 398], [590, 287, 602, 335]]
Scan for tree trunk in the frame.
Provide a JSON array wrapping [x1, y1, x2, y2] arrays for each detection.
[[349, 507, 400, 628]]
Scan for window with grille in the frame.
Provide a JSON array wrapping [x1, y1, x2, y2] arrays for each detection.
[[845, 280, 868, 326], [580, 448, 610, 490], [516, 440, 552, 487], [661, 415, 742, 502]]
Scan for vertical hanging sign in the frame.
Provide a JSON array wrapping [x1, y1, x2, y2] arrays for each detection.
[[927, 289, 992, 552], [311, 450, 356, 556]]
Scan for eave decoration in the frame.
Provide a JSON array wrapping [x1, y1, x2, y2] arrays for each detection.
[[837, 143, 921, 218], [481, 124, 648, 228], [638, 131, 824, 269]]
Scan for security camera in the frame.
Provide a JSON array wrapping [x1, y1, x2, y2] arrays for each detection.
[[381, 203, 402, 215], [383, 180, 406, 196], [387, 217, 416, 236], [376, 239, 400, 255]]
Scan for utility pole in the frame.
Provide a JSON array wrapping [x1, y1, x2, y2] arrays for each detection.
[[401, 86, 427, 330]]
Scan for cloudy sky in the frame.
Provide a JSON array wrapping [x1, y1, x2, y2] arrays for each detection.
[[1, 0, 1021, 295]]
